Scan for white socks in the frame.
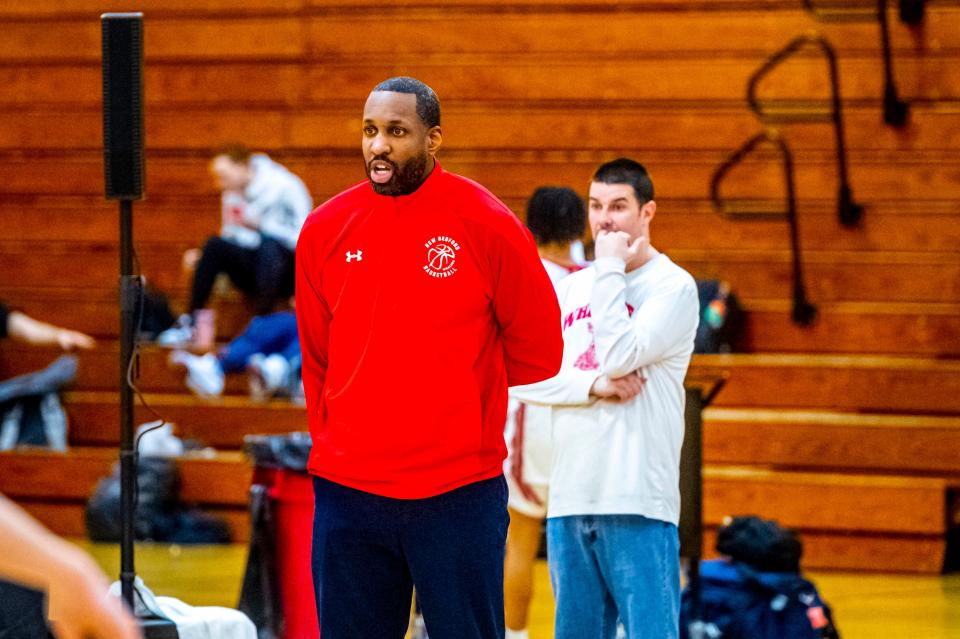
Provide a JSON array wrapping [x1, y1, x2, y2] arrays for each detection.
[[505, 629, 529, 639]]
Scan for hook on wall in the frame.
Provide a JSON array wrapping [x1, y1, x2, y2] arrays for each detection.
[[802, 0, 916, 128], [710, 129, 818, 327], [747, 32, 863, 227]]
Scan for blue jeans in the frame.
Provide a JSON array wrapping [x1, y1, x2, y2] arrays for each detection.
[[548, 514, 680, 639], [312, 475, 509, 639], [218, 311, 299, 373]]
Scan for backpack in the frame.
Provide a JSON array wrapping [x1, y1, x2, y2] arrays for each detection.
[[695, 280, 743, 354], [85, 456, 230, 544], [681, 559, 839, 639], [136, 283, 176, 340]]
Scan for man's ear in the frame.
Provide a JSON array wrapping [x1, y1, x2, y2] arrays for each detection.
[[642, 199, 657, 223], [427, 126, 442, 155]]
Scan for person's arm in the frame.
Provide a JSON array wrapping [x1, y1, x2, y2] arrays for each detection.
[[511, 363, 647, 406], [260, 177, 313, 249], [295, 220, 331, 417], [6, 310, 95, 351], [509, 368, 597, 406], [591, 256, 698, 379], [490, 218, 564, 387], [0, 496, 140, 639]]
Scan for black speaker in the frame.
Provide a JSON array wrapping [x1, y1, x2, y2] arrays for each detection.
[[102, 13, 145, 200]]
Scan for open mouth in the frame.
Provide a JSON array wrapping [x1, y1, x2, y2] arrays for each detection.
[[369, 159, 395, 184]]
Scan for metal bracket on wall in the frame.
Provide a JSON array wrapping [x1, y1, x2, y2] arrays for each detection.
[[710, 129, 818, 327], [747, 32, 863, 227], [802, 0, 921, 127]]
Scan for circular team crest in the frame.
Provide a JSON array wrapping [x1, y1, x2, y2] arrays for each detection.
[[428, 244, 456, 271], [423, 235, 461, 278]]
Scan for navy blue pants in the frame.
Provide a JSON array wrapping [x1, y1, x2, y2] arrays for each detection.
[[311, 475, 508, 639]]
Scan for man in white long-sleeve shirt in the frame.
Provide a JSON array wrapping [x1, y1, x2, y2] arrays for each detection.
[[512, 158, 699, 639]]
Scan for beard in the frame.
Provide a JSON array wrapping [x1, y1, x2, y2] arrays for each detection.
[[365, 152, 429, 196]]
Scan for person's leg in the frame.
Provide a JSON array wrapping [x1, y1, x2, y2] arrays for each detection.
[[219, 312, 297, 373], [279, 336, 300, 363], [311, 476, 411, 639], [547, 516, 619, 639], [256, 312, 299, 355], [593, 515, 681, 639], [401, 476, 509, 639], [253, 239, 295, 315], [218, 318, 265, 374], [504, 506, 545, 637], [190, 237, 257, 312]]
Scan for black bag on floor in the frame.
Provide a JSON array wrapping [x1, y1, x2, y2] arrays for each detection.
[[85, 457, 229, 544], [681, 560, 839, 639], [682, 517, 839, 639]]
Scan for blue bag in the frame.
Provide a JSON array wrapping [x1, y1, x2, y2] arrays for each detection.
[[681, 559, 839, 639]]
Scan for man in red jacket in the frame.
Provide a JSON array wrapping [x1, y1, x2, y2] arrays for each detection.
[[296, 77, 563, 639]]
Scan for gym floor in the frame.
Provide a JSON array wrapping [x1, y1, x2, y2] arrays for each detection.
[[75, 541, 960, 638]]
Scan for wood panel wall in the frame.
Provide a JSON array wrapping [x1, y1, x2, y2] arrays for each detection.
[[1, 0, 958, 571], [1, 1, 957, 355]]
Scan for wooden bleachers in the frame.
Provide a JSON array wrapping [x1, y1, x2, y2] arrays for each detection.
[[1, 0, 958, 572], [703, 408, 960, 474], [0, 447, 251, 541], [701, 468, 959, 573]]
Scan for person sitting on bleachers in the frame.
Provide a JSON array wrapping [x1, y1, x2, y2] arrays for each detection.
[[0, 303, 94, 453], [169, 309, 300, 401], [159, 144, 312, 349]]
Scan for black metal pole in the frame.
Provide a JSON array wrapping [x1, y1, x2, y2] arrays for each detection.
[[119, 199, 137, 608], [680, 388, 704, 624]]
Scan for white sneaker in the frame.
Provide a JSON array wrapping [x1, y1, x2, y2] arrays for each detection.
[[247, 353, 290, 401], [171, 351, 224, 397], [157, 314, 193, 348]]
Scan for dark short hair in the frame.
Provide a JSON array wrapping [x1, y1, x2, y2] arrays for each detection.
[[592, 157, 654, 204], [372, 76, 441, 128], [213, 143, 252, 165], [526, 186, 586, 245]]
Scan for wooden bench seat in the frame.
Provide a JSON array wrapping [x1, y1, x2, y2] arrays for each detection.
[[4, 151, 960, 203], [2, 286, 957, 355], [3, 448, 954, 570], [703, 466, 955, 536], [700, 528, 949, 574], [4, 240, 959, 304], [2, 6, 957, 64], [5, 104, 960, 154], [701, 467, 958, 573], [4, 349, 959, 412], [3, 196, 959, 254], [0, 447, 252, 540], [63, 391, 306, 449], [694, 353, 960, 413], [704, 408, 960, 475], [61, 395, 960, 478], [3, 55, 955, 110]]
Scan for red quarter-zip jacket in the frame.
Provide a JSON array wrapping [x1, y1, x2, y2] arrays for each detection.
[[295, 163, 563, 498]]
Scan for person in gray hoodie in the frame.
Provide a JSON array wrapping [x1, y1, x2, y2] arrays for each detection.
[[161, 144, 312, 347]]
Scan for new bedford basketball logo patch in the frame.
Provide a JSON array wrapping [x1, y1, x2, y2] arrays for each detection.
[[423, 235, 460, 279]]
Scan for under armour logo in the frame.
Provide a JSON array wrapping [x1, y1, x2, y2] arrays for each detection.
[[345, 250, 363, 263]]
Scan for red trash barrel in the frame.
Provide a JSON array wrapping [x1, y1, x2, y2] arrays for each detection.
[[267, 468, 318, 639], [244, 433, 318, 639]]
